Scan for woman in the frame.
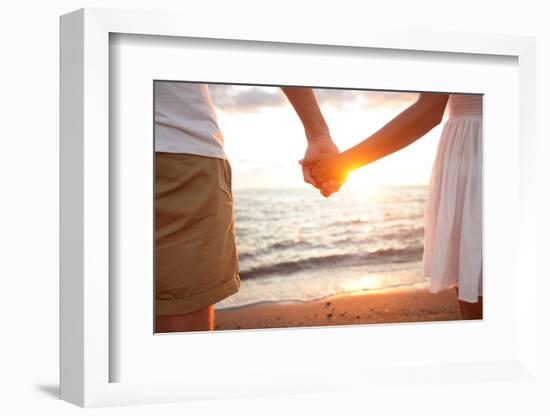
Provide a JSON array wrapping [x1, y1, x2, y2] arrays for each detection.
[[306, 93, 483, 319]]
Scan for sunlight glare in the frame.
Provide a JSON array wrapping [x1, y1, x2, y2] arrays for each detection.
[[344, 167, 381, 203], [339, 274, 384, 293]]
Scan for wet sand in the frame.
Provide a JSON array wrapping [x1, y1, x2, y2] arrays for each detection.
[[215, 287, 461, 330]]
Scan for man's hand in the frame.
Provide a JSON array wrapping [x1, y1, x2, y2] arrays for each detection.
[[279, 87, 344, 197], [300, 135, 344, 197]]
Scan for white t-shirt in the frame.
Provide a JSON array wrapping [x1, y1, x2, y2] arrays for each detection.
[[154, 82, 226, 159]]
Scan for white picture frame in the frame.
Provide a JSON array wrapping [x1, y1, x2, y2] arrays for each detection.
[[60, 7, 538, 408]]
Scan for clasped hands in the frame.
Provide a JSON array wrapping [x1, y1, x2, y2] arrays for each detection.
[[300, 136, 349, 197]]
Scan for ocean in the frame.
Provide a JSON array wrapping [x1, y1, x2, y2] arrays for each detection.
[[215, 186, 429, 310]]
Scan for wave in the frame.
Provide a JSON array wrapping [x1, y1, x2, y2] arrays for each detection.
[[380, 227, 424, 241], [267, 239, 312, 251], [328, 218, 367, 226], [238, 227, 424, 261], [239, 245, 423, 280], [238, 239, 314, 260], [330, 227, 423, 246], [326, 214, 424, 228]]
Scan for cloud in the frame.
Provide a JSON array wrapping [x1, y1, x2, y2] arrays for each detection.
[[208, 84, 418, 113], [354, 91, 419, 110], [208, 85, 285, 112], [313, 88, 419, 110], [311, 88, 361, 109]]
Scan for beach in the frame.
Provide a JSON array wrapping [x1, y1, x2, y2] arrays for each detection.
[[216, 186, 432, 312], [215, 287, 461, 331], [213, 186, 460, 328]]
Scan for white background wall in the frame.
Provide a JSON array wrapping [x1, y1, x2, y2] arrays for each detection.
[[1, 1, 548, 414]]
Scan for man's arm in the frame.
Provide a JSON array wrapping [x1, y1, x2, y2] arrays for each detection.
[[280, 87, 341, 196], [281, 87, 331, 143]]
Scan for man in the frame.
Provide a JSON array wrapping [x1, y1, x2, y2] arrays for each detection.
[[154, 82, 339, 332]]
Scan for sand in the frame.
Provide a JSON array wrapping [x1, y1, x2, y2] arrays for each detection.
[[214, 287, 461, 331]]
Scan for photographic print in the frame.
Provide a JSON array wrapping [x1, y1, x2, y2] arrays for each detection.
[[58, 10, 538, 407], [154, 82, 483, 333]]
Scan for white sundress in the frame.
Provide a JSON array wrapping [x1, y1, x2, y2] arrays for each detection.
[[422, 94, 482, 303]]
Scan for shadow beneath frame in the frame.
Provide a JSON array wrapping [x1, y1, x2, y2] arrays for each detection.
[[34, 383, 59, 399]]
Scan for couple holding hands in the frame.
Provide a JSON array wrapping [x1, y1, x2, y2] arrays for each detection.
[[155, 83, 482, 333]]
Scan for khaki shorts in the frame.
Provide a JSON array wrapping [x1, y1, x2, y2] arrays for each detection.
[[155, 152, 240, 316]]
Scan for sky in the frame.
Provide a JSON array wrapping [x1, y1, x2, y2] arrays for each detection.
[[208, 84, 447, 191]]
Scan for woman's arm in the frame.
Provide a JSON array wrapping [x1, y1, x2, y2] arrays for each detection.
[[310, 93, 449, 184]]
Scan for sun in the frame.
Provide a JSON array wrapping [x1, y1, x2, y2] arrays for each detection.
[[344, 168, 382, 202]]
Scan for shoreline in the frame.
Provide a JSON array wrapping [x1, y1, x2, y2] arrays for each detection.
[[215, 282, 430, 312], [214, 287, 461, 331]]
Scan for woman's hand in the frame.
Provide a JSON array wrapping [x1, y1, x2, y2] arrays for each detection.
[[311, 153, 349, 186], [300, 135, 343, 197]]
